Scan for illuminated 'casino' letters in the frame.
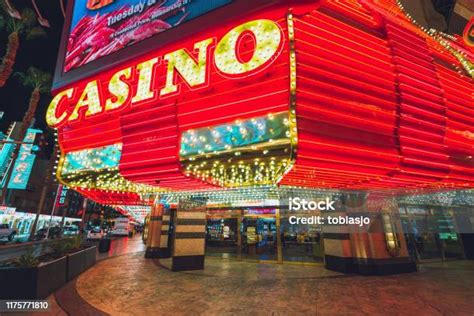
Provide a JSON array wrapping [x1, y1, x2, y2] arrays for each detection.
[[46, 19, 283, 127]]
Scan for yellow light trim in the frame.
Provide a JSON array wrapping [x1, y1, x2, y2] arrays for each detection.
[[131, 57, 160, 103], [105, 67, 132, 111], [160, 38, 214, 96], [214, 19, 282, 75], [46, 89, 74, 126], [277, 12, 298, 184], [69, 80, 103, 122]]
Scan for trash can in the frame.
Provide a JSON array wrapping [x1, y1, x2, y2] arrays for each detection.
[[98, 238, 111, 253]]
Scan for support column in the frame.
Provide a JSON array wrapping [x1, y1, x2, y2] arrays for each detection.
[[158, 207, 171, 258], [322, 195, 354, 273], [145, 203, 170, 258], [171, 198, 207, 271], [323, 193, 417, 275]]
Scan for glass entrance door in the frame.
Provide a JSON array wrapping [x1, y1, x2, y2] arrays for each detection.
[[205, 210, 239, 259], [205, 207, 324, 263], [240, 210, 277, 261], [279, 215, 324, 263]]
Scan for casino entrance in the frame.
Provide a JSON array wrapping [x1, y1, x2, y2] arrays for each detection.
[[144, 188, 473, 274], [204, 207, 324, 264], [205, 208, 278, 262]]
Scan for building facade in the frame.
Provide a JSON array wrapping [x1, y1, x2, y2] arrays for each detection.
[[47, 0, 473, 274]]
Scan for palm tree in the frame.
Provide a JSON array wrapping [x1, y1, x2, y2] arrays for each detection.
[[1, 67, 52, 205], [15, 66, 52, 113], [0, 7, 46, 87]]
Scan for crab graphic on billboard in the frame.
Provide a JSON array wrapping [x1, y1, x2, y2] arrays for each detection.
[[66, 0, 233, 71]]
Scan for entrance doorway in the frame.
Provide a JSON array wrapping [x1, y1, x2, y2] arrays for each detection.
[[206, 209, 239, 259], [205, 208, 325, 263], [241, 212, 277, 261], [279, 214, 324, 263], [205, 208, 278, 261]]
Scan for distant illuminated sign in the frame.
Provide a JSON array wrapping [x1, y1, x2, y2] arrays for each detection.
[[114, 205, 151, 222], [245, 209, 276, 215], [65, 0, 232, 71], [406, 207, 427, 215], [0, 142, 14, 183], [7, 129, 42, 190], [0, 206, 16, 215], [55, 184, 69, 208]]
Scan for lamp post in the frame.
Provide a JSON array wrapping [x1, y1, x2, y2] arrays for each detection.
[[28, 145, 57, 241]]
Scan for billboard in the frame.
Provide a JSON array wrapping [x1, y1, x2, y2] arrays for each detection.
[[6, 129, 42, 190], [65, 0, 232, 72]]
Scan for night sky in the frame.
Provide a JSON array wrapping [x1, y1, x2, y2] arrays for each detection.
[[0, 0, 65, 133]]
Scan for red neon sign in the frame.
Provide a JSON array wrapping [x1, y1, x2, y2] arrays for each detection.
[[47, 19, 284, 128]]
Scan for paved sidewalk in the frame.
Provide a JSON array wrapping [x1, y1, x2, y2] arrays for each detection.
[[11, 235, 473, 315], [65, 254, 474, 315]]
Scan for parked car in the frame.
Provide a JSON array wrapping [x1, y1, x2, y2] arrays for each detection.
[[0, 224, 16, 241], [34, 227, 63, 240], [87, 228, 104, 240]]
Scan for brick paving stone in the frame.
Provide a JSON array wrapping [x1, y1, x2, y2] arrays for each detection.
[[68, 253, 474, 315]]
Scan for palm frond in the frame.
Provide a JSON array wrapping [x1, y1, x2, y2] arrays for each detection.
[[15, 67, 52, 92], [1, 7, 44, 34], [0, 5, 7, 29], [3, 0, 21, 19]]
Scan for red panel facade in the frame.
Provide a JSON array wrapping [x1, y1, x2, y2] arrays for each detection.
[[280, 0, 474, 190]]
